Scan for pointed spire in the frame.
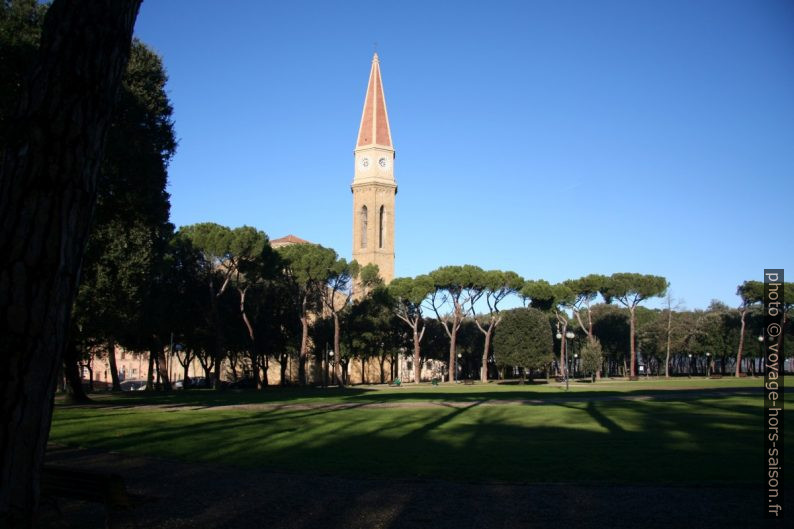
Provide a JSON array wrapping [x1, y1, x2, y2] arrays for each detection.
[[356, 52, 393, 149]]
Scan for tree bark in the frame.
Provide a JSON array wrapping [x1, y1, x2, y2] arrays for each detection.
[[665, 309, 672, 379], [628, 306, 637, 378], [480, 328, 493, 383], [735, 308, 747, 377], [146, 351, 155, 390], [62, 339, 90, 404], [154, 344, 171, 391], [0, 1, 141, 525], [238, 286, 261, 388], [333, 313, 343, 387], [299, 314, 309, 386], [413, 327, 422, 383], [107, 341, 121, 391]]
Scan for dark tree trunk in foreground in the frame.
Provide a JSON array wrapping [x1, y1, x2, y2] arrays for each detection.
[[154, 345, 171, 391], [0, 1, 141, 526], [107, 341, 121, 391], [62, 339, 90, 404]]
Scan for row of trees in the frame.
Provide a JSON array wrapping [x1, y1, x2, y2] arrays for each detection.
[[75, 228, 794, 392]]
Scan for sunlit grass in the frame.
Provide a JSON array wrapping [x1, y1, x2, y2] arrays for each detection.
[[49, 378, 791, 485]]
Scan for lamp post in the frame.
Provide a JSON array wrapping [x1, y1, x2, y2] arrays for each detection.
[[757, 335, 764, 375], [565, 331, 574, 389], [329, 350, 335, 386], [455, 352, 462, 383], [706, 352, 711, 377], [573, 353, 579, 380], [687, 354, 692, 378]]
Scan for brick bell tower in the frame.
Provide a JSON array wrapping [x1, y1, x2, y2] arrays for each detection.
[[352, 53, 396, 286]]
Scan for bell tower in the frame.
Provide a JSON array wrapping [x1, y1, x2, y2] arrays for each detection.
[[352, 53, 396, 285]]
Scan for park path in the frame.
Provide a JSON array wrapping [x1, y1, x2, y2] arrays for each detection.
[[38, 442, 782, 529]]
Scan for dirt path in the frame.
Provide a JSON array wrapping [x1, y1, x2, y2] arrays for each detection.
[[38, 444, 783, 529]]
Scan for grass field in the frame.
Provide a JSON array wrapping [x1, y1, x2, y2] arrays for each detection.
[[50, 378, 791, 486]]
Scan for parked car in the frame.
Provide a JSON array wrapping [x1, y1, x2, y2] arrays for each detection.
[[120, 380, 146, 392], [188, 376, 211, 388]]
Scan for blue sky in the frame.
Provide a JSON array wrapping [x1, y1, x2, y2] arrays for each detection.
[[133, 0, 793, 311]]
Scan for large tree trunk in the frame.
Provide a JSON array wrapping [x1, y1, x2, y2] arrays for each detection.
[[62, 339, 90, 404], [628, 307, 637, 378], [448, 325, 458, 382], [299, 315, 309, 385], [146, 352, 155, 390], [238, 286, 261, 389], [154, 345, 171, 391], [413, 327, 421, 383], [0, 1, 141, 526], [208, 290, 225, 389], [333, 313, 343, 387], [480, 328, 492, 383], [735, 308, 747, 377], [107, 341, 121, 391], [665, 309, 672, 379]]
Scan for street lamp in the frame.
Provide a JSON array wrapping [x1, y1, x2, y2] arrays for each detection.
[[687, 354, 692, 378], [573, 353, 579, 380], [706, 352, 711, 377], [329, 350, 335, 386], [455, 352, 462, 383]]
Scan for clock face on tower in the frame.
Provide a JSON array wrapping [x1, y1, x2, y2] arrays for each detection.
[[378, 157, 387, 168], [361, 157, 369, 167]]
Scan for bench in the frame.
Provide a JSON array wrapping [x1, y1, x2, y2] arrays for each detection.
[[41, 465, 142, 528], [463, 379, 475, 385], [554, 376, 565, 383], [388, 378, 401, 387], [431, 378, 440, 386], [628, 376, 640, 381], [709, 374, 723, 379]]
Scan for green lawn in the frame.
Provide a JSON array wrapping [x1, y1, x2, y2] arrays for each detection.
[[50, 378, 791, 485]]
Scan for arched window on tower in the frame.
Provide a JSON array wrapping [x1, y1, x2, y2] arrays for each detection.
[[360, 205, 368, 248], [379, 205, 385, 249]]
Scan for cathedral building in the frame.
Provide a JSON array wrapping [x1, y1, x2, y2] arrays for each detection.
[[352, 53, 397, 285]]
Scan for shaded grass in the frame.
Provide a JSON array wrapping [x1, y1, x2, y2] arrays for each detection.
[[49, 380, 793, 486]]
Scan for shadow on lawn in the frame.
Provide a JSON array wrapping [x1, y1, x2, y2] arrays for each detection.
[[47, 391, 792, 529], [51, 394, 774, 486], [55, 383, 764, 411]]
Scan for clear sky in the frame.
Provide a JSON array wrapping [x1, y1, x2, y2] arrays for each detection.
[[133, 0, 793, 311]]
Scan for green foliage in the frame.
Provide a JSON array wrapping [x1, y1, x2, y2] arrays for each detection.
[[521, 280, 574, 311], [736, 281, 764, 306], [429, 265, 485, 293], [492, 308, 553, 370], [277, 243, 338, 290], [600, 273, 668, 308], [389, 275, 433, 316], [356, 262, 383, 289], [579, 338, 604, 377], [0, 0, 47, 145], [591, 304, 629, 358], [73, 40, 177, 352]]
